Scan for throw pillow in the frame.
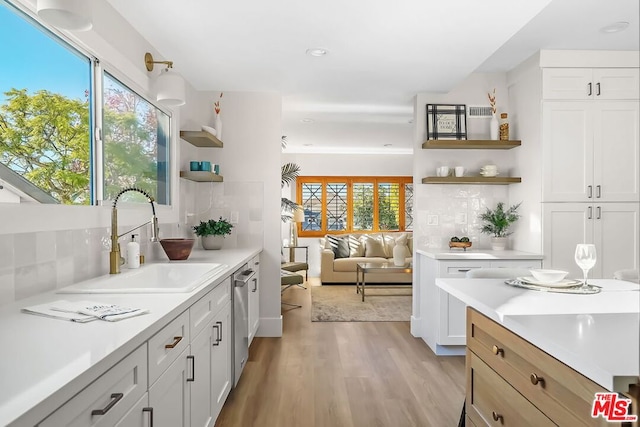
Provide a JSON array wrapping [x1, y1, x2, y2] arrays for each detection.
[[349, 234, 365, 257], [394, 234, 411, 258], [327, 235, 350, 259], [363, 236, 386, 258]]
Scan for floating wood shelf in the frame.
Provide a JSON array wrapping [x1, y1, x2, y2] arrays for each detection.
[[179, 130, 223, 148], [421, 176, 522, 185], [422, 140, 521, 149], [180, 171, 223, 182]]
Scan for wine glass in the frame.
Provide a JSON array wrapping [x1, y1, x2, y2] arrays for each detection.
[[574, 244, 597, 289]]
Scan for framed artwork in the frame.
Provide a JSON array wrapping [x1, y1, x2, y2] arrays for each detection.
[[426, 104, 467, 140]]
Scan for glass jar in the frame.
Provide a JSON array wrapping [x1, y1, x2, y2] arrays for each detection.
[[499, 113, 509, 141]]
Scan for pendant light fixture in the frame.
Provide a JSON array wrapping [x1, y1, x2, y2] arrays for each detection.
[[144, 52, 186, 107], [36, 0, 93, 31]]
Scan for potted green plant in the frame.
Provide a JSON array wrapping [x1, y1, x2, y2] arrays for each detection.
[[479, 202, 521, 250], [193, 217, 234, 250]]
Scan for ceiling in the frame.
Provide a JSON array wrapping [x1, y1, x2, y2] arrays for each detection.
[[106, 0, 639, 154]]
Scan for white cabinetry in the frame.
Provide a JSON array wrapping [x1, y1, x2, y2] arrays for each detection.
[[248, 254, 260, 345], [149, 346, 191, 427], [542, 68, 639, 100], [38, 345, 148, 427], [543, 203, 639, 279], [211, 302, 232, 420], [418, 253, 542, 356], [542, 101, 639, 202]]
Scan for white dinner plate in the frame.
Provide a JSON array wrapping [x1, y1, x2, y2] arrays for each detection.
[[516, 276, 581, 288]]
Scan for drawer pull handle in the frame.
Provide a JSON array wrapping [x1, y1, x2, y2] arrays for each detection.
[[165, 336, 183, 349], [457, 269, 471, 273], [492, 411, 503, 422], [530, 373, 545, 386], [187, 355, 195, 382], [212, 324, 220, 346], [216, 321, 223, 343], [252, 278, 258, 292], [492, 345, 504, 357], [143, 407, 154, 427], [91, 393, 123, 416]]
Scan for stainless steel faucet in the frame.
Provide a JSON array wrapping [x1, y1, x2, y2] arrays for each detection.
[[110, 187, 159, 274]]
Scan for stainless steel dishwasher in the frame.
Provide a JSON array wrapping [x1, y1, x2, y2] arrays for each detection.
[[232, 264, 254, 387]]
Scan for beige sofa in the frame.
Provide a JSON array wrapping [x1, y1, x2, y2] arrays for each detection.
[[320, 232, 413, 283]]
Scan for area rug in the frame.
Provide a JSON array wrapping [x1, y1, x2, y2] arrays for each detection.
[[311, 284, 412, 322]]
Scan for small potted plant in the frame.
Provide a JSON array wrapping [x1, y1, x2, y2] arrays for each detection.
[[193, 217, 233, 250], [479, 202, 521, 250]]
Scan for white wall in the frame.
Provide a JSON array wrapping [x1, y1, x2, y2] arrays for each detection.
[[281, 152, 413, 276], [507, 53, 544, 254]]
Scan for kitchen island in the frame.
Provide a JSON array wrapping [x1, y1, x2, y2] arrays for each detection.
[[437, 277, 639, 426], [0, 247, 260, 427]]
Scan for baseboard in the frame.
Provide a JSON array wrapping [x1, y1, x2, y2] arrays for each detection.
[[411, 315, 421, 337], [255, 315, 283, 337]]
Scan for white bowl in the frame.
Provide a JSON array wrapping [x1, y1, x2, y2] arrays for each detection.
[[529, 269, 569, 284]]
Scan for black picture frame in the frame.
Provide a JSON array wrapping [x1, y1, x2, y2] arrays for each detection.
[[426, 104, 467, 140]]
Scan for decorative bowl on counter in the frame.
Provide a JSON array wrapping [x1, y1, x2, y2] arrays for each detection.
[[529, 269, 568, 284], [160, 238, 195, 260]]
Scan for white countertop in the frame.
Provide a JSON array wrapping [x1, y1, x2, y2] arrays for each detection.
[[0, 247, 260, 427], [436, 277, 640, 392], [416, 248, 543, 260]]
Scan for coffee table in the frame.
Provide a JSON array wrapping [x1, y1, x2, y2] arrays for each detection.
[[356, 262, 413, 302]]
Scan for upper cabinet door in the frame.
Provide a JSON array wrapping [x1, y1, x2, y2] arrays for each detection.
[[543, 68, 639, 100], [542, 102, 594, 202], [543, 68, 593, 100], [592, 68, 640, 100], [593, 101, 640, 202]]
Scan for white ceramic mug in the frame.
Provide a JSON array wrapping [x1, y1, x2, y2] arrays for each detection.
[[439, 166, 450, 177], [455, 166, 465, 177]]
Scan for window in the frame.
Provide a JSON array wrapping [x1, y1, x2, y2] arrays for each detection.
[[102, 73, 170, 204], [0, 1, 91, 204], [0, 1, 171, 205], [297, 176, 413, 237]]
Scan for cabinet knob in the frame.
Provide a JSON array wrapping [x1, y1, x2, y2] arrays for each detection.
[[492, 345, 504, 357], [492, 411, 503, 422], [530, 373, 545, 386]]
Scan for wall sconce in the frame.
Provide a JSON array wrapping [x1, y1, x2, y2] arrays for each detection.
[[36, 0, 92, 31], [144, 52, 186, 107]]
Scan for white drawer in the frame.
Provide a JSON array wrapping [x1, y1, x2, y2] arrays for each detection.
[[441, 261, 490, 278], [490, 260, 542, 269], [190, 280, 231, 339], [38, 345, 147, 427], [148, 310, 190, 386]]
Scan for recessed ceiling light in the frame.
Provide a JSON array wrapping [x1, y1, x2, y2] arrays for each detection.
[[306, 48, 328, 57], [383, 144, 393, 147], [303, 143, 313, 146], [600, 21, 629, 33], [300, 118, 315, 123]]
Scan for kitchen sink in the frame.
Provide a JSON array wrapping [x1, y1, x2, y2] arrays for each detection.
[[57, 263, 228, 293]]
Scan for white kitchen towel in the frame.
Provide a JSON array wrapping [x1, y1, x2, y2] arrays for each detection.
[[51, 300, 150, 321], [21, 301, 96, 323]]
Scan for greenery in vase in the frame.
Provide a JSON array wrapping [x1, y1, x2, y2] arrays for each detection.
[[479, 202, 521, 237], [193, 217, 233, 237]]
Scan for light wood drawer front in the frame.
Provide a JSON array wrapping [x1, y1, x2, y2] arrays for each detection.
[[39, 345, 147, 426], [190, 280, 230, 339], [466, 351, 555, 427], [467, 308, 609, 426], [148, 310, 190, 385]]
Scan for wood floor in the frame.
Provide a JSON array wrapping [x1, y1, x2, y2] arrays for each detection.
[[215, 278, 466, 427]]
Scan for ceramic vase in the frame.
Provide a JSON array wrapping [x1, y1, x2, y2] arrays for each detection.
[[490, 113, 499, 140], [393, 243, 408, 266], [201, 235, 224, 250], [214, 114, 222, 140], [491, 236, 508, 251]]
